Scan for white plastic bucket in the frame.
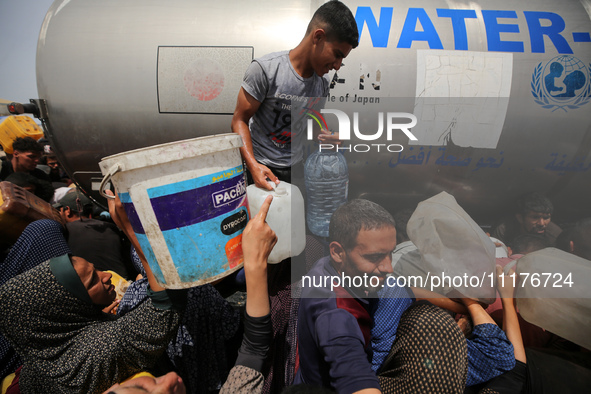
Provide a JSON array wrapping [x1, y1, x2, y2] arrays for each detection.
[[99, 134, 247, 289]]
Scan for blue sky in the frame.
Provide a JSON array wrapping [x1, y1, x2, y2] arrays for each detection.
[[0, 0, 55, 103]]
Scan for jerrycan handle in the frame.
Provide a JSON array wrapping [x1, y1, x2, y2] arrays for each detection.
[[99, 163, 121, 199]]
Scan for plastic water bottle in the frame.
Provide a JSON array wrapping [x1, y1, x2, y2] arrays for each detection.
[[246, 181, 306, 264], [304, 151, 349, 237]]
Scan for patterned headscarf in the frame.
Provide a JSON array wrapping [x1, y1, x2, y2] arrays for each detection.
[[0, 260, 179, 393], [0, 219, 71, 379], [119, 248, 241, 394], [50, 254, 94, 304], [378, 301, 468, 393], [0, 219, 70, 287]]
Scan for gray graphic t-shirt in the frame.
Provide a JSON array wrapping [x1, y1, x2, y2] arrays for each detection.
[[242, 51, 329, 168]]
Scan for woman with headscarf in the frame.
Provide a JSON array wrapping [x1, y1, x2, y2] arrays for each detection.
[[0, 219, 71, 380], [0, 191, 182, 393], [117, 250, 241, 394], [104, 195, 279, 394]]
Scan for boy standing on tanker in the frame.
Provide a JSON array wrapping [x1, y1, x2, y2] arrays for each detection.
[[230, 5, 358, 389], [231, 0, 358, 191]]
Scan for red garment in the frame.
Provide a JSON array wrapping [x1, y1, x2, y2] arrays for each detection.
[[6, 366, 21, 394], [334, 286, 372, 349]]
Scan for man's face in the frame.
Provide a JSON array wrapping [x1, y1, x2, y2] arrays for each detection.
[[311, 34, 353, 76], [332, 226, 396, 295], [47, 157, 60, 173], [13, 150, 41, 172], [517, 210, 551, 235], [72, 256, 116, 306]]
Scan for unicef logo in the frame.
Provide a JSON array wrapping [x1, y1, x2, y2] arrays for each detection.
[[531, 55, 591, 112]]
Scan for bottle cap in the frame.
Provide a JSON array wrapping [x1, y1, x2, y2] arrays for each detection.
[[275, 185, 287, 196]]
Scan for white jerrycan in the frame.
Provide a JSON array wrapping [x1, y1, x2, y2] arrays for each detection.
[[246, 181, 306, 264]]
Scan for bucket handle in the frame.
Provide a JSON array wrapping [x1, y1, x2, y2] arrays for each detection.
[[99, 163, 121, 199]]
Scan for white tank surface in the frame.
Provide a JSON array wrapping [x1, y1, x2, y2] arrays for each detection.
[[36, 0, 591, 222]]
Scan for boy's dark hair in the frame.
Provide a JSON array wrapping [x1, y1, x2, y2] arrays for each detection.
[[511, 234, 550, 255], [4, 172, 54, 202], [556, 226, 575, 253], [40, 154, 58, 166], [516, 192, 553, 215], [307, 0, 359, 48], [556, 218, 591, 259], [12, 137, 43, 154], [5, 172, 40, 189], [329, 199, 395, 250]]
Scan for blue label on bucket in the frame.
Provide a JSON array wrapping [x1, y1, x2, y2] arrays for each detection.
[[148, 176, 246, 231], [119, 192, 167, 284], [147, 165, 244, 198], [148, 166, 248, 282], [135, 233, 167, 285], [162, 206, 248, 281], [118, 166, 248, 284], [119, 192, 145, 234]]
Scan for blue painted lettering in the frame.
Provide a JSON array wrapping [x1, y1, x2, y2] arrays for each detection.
[[524, 11, 573, 54], [397, 8, 443, 49], [355, 7, 393, 48], [572, 32, 591, 42], [355, 7, 576, 54], [436, 9, 478, 50], [480, 10, 524, 52]]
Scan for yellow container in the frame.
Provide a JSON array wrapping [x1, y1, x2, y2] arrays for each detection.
[[0, 115, 44, 154]]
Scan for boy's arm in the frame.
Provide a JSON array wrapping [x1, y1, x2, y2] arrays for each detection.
[[242, 195, 276, 317], [220, 196, 277, 394], [232, 195, 276, 370], [497, 265, 526, 363], [231, 87, 278, 190], [456, 294, 497, 327], [411, 287, 469, 315]]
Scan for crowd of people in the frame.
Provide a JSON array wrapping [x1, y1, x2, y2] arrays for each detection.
[[0, 136, 70, 203], [1, 180, 589, 393], [1, 1, 590, 393]]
